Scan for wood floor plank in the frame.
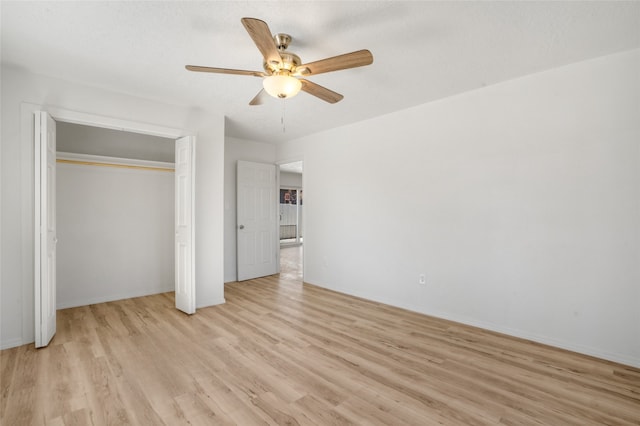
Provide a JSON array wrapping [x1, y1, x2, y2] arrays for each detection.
[[290, 394, 354, 426], [0, 344, 19, 415], [2, 258, 639, 425]]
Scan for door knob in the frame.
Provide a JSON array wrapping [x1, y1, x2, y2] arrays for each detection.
[[239, 225, 245, 230]]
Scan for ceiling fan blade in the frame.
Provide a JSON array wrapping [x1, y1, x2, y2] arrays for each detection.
[[296, 49, 373, 76], [185, 65, 265, 77], [249, 89, 269, 106], [241, 17, 282, 68], [300, 79, 344, 104]]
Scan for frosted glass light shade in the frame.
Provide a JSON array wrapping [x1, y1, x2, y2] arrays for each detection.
[[263, 75, 302, 99]]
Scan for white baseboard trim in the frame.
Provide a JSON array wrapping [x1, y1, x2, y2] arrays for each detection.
[[417, 307, 640, 369], [58, 289, 228, 310], [1, 337, 24, 351], [197, 297, 226, 309], [57, 286, 174, 309], [306, 281, 640, 369]]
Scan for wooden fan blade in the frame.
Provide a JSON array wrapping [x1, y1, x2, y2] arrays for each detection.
[[296, 49, 373, 76], [300, 79, 344, 104], [249, 89, 269, 106], [241, 17, 282, 67], [185, 65, 265, 77]]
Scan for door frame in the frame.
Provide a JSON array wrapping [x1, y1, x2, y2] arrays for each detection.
[[277, 158, 305, 281], [32, 105, 196, 346]]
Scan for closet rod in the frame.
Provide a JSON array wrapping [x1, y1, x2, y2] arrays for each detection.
[[56, 158, 174, 172]]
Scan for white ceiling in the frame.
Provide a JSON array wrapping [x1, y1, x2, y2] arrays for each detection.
[[2, 1, 639, 144]]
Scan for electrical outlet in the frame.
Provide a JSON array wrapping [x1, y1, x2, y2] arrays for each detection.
[[418, 274, 426, 285]]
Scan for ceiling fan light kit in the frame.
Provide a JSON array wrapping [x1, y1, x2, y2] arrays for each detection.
[[186, 17, 373, 105], [263, 74, 302, 99]]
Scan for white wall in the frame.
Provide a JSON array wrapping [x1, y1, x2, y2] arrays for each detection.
[[57, 162, 174, 308], [224, 136, 276, 282], [57, 121, 175, 162], [195, 121, 226, 308], [277, 49, 640, 367], [1, 66, 225, 349]]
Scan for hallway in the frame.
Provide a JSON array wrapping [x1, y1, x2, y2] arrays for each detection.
[[279, 245, 302, 282]]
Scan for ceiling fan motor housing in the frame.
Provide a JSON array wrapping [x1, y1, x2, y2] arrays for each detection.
[[274, 33, 292, 50], [264, 33, 301, 75]]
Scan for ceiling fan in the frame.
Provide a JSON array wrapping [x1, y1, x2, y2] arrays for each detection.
[[186, 17, 374, 105]]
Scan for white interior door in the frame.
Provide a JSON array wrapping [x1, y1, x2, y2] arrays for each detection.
[[34, 111, 57, 348], [237, 160, 279, 281], [175, 136, 196, 314]]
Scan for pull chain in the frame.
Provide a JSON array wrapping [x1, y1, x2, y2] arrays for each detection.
[[281, 99, 286, 133]]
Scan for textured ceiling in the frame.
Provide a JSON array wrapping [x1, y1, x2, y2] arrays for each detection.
[[2, 1, 639, 144]]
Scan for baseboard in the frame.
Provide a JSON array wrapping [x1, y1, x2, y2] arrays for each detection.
[[305, 280, 640, 369], [417, 307, 640, 369], [0, 337, 24, 351], [57, 286, 174, 309], [58, 291, 224, 311], [197, 297, 226, 309]]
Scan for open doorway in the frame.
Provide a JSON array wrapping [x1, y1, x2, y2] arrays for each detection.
[[279, 161, 303, 282]]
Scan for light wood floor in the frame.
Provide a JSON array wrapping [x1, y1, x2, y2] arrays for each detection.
[[2, 266, 639, 424], [279, 245, 303, 282]]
